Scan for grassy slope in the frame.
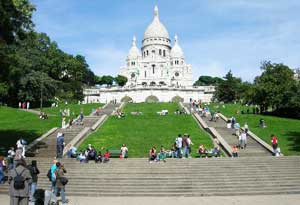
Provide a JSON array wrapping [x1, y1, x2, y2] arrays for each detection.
[[0, 103, 103, 152], [79, 103, 213, 157], [0, 107, 59, 151], [208, 103, 300, 156]]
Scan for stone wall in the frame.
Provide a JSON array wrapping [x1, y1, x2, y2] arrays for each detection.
[[84, 86, 215, 103]]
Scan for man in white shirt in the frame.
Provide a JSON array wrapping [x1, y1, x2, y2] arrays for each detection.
[[175, 135, 183, 158], [16, 138, 26, 158]]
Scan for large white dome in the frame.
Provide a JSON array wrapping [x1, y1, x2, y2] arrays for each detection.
[[144, 6, 169, 40]]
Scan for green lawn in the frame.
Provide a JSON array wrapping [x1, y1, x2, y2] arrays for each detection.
[[0, 106, 59, 152], [208, 103, 300, 156], [79, 103, 213, 157], [0, 103, 103, 153]]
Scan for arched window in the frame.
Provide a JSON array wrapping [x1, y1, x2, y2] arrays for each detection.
[[145, 71, 147, 78], [163, 50, 166, 57], [159, 49, 162, 55], [152, 64, 155, 74], [146, 50, 149, 56]]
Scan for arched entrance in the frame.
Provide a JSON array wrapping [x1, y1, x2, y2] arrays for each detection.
[[171, 96, 184, 103], [145, 95, 159, 103], [121, 96, 133, 103]]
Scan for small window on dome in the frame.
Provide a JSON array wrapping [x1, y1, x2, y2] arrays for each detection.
[[154, 38, 157, 40]]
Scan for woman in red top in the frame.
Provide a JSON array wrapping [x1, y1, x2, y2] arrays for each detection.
[[103, 150, 110, 163], [271, 135, 278, 152], [149, 147, 157, 162]]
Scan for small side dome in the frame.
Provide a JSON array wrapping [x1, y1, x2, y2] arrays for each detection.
[[127, 36, 140, 59], [170, 35, 184, 58]]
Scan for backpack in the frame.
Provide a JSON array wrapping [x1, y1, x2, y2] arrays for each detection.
[[13, 169, 26, 190], [47, 169, 52, 181]]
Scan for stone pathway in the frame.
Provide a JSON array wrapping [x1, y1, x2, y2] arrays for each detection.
[[183, 104, 271, 157], [26, 103, 120, 158]]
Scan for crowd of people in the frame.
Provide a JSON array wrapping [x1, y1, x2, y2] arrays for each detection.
[[0, 142, 61, 204], [67, 143, 129, 163], [114, 109, 125, 118]]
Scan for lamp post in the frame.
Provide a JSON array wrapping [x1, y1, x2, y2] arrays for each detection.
[[40, 78, 43, 111]]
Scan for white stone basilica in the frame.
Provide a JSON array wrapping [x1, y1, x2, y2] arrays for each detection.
[[84, 6, 215, 103], [119, 6, 193, 87]]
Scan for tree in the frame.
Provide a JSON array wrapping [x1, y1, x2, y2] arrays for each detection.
[[18, 71, 57, 106], [194, 76, 224, 86], [115, 75, 128, 86], [252, 61, 297, 115], [214, 70, 241, 103], [100, 75, 114, 86]]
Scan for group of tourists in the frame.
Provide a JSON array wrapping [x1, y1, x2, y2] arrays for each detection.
[[174, 108, 187, 115], [115, 109, 125, 118], [61, 110, 84, 129], [0, 139, 58, 204], [69, 144, 129, 163], [48, 159, 68, 204], [148, 146, 167, 162], [197, 144, 221, 158], [18, 102, 30, 110]]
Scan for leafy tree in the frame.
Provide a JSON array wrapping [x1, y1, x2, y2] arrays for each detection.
[[214, 70, 241, 103], [194, 76, 224, 86], [18, 70, 57, 105], [252, 61, 297, 115], [100, 75, 114, 86], [115, 75, 128, 86]]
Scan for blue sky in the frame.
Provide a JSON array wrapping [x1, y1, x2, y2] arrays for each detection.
[[31, 0, 300, 82]]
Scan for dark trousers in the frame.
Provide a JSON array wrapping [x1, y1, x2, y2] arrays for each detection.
[[57, 145, 64, 158]]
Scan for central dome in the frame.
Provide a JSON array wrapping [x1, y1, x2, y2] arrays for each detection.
[[144, 6, 169, 40]]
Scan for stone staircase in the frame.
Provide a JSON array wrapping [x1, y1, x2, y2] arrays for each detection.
[[26, 103, 120, 158], [200, 115, 271, 157], [183, 104, 271, 157], [1, 157, 300, 196]]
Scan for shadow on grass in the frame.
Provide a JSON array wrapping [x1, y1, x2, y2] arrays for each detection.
[[0, 130, 41, 154], [286, 131, 300, 153]]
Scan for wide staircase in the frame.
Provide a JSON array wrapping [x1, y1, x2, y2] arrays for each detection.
[[27, 103, 120, 158], [1, 157, 300, 196]]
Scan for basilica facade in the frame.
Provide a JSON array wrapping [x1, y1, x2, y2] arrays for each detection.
[[119, 6, 193, 87], [84, 6, 215, 103]]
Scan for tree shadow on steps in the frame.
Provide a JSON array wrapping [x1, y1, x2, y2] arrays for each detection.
[[0, 130, 41, 154]]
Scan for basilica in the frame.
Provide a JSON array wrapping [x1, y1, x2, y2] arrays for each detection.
[[84, 6, 214, 103], [119, 6, 193, 87]]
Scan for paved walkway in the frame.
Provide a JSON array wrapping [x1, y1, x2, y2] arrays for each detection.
[[1, 194, 299, 205]]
